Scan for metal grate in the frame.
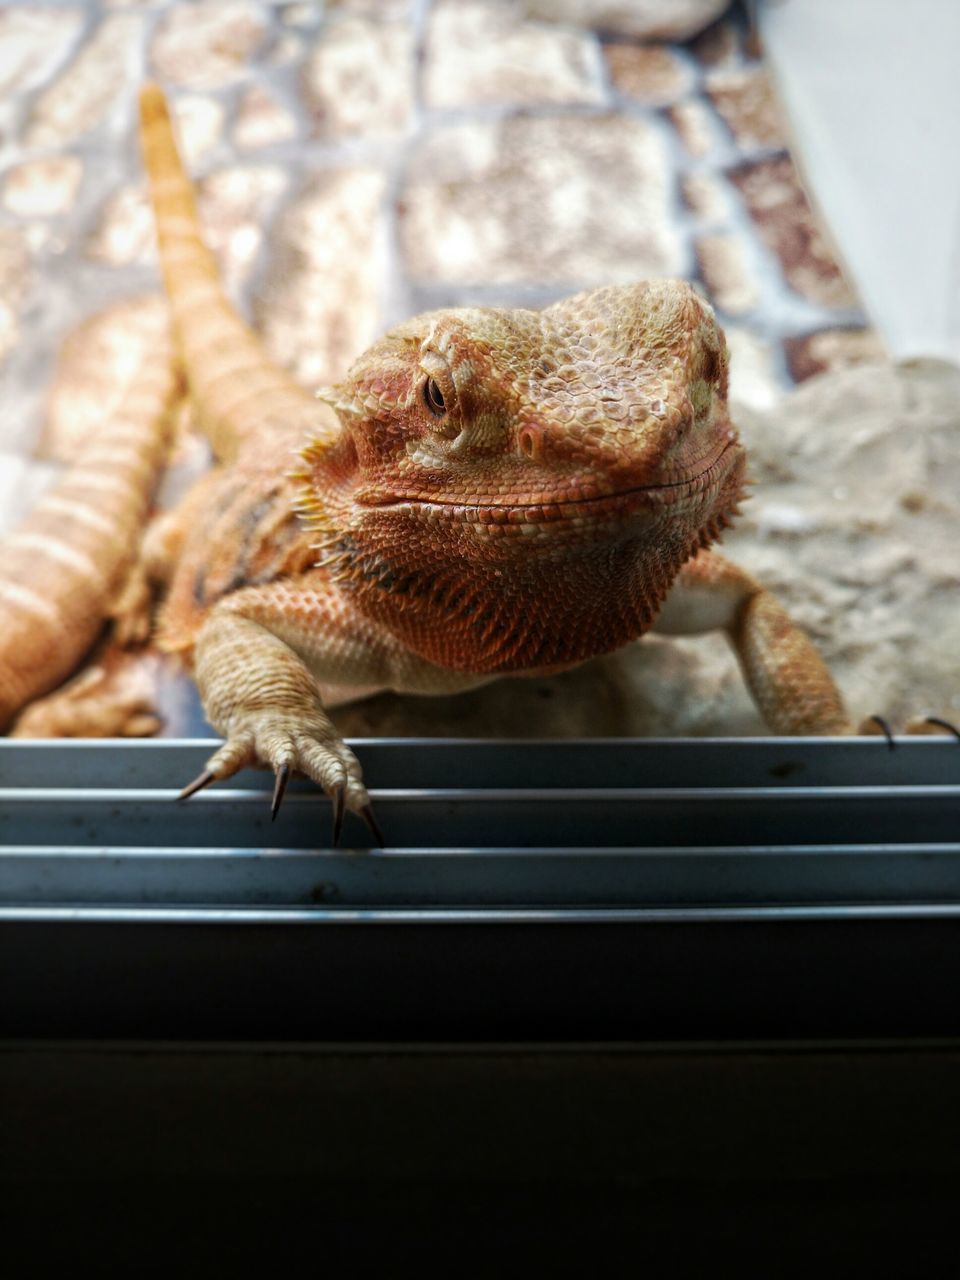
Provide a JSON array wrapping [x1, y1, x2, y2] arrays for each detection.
[[1, 737, 959, 1041]]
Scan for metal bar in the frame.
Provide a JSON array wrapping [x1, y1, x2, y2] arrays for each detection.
[[2, 738, 960, 1040], [3, 844, 960, 909], [3, 913, 960, 1041], [2, 736, 958, 790], [2, 785, 958, 848]]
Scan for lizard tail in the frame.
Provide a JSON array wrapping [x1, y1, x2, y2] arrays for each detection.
[[138, 83, 335, 462], [0, 303, 181, 732]]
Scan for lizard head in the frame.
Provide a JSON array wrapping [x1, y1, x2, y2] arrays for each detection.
[[298, 280, 747, 673]]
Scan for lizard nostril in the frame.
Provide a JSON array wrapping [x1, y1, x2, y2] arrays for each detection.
[[518, 425, 542, 462]]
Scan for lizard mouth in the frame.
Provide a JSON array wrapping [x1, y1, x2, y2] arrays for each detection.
[[371, 437, 741, 524]]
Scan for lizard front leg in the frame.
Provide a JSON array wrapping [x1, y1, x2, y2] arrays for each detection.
[[655, 550, 853, 735], [179, 573, 416, 841]]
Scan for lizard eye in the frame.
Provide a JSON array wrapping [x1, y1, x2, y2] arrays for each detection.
[[423, 377, 446, 417]]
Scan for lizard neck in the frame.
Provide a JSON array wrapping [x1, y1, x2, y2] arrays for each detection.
[[317, 509, 730, 676]]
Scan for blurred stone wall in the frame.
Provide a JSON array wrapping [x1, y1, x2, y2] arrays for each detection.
[[0, 1, 879, 487]]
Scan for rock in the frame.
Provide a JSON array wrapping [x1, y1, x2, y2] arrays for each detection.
[[325, 0, 413, 14], [2, 157, 83, 219], [423, 0, 604, 109], [722, 362, 960, 728], [724, 326, 784, 413], [280, 3, 320, 26], [301, 17, 415, 140], [37, 295, 170, 462], [680, 172, 728, 223], [691, 17, 740, 67], [88, 165, 288, 289], [0, 453, 58, 537], [665, 99, 717, 156], [706, 66, 787, 150], [521, 0, 730, 41], [255, 168, 387, 388], [784, 328, 887, 383], [0, 228, 32, 368], [87, 185, 154, 268], [695, 232, 759, 315], [0, 7, 84, 99], [195, 165, 289, 293], [605, 42, 692, 105], [729, 155, 859, 308], [233, 85, 298, 149], [150, 0, 268, 89], [172, 95, 226, 166], [25, 13, 144, 147], [266, 30, 305, 68], [399, 114, 681, 285]]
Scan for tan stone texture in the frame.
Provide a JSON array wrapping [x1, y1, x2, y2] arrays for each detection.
[[0, 7, 84, 98], [784, 328, 888, 384], [301, 17, 414, 139], [691, 18, 740, 67], [423, 0, 603, 109], [87, 185, 154, 267], [196, 165, 290, 292], [326, 0, 413, 14], [266, 30, 305, 68], [724, 325, 783, 412], [0, 453, 58, 537], [25, 13, 144, 148], [707, 66, 788, 150], [0, 228, 32, 366], [281, 3, 320, 26], [730, 156, 858, 308], [150, 1, 268, 89], [3, 158, 83, 219], [233, 86, 299, 149], [681, 172, 727, 223], [172, 95, 226, 166], [605, 43, 691, 105], [522, 0, 730, 41], [400, 114, 681, 285], [255, 168, 387, 388], [87, 165, 288, 288], [666, 99, 716, 156], [695, 233, 759, 315]]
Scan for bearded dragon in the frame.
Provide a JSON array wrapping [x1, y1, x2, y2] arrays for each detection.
[[115, 82, 866, 840]]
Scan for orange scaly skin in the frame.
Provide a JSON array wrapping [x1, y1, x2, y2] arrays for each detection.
[[0, 312, 181, 733], [137, 84, 852, 824]]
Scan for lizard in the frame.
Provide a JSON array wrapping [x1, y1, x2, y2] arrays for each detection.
[[0, 299, 181, 735], [129, 81, 860, 841]]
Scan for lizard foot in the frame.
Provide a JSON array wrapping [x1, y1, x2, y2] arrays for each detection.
[[178, 712, 380, 846], [10, 650, 162, 738], [109, 567, 155, 648]]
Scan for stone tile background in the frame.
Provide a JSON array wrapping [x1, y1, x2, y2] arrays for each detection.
[[2, 0, 955, 741], [0, 0, 875, 477]]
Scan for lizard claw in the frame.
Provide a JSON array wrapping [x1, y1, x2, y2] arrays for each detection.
[[924, 716, 960, 743], [360, 801, 385, 849], [865, 714, 896, 750], [271, 763, 291, 822], [178, 768, 217, 801], [331, 782, 346, 846]]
